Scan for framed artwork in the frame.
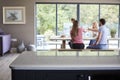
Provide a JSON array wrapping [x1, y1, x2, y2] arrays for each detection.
[[3, 6, 26, 24]]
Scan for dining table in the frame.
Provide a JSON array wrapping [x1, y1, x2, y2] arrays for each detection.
[[50, 36, 120, 49], [50, 36, 94, 49]]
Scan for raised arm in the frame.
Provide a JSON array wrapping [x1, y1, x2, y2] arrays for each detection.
[[88, 28, 98, 32]]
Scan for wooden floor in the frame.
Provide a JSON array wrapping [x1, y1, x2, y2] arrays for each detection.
[[0, 53, 20, 80]]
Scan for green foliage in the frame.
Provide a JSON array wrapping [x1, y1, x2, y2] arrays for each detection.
[[80, 5, 99, 26], [110, 27, 116, 34], [110, 27, 117, 38], [101, 5, 119, 29], [57, 4, 77, 31], [36, 4, 56, 35]]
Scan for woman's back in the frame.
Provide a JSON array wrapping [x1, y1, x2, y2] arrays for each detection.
[[71, 27, 84, 44], [69, 20, 85, 49]]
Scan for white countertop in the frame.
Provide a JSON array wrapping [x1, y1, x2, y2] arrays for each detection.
[[10, 51, 120, 70]]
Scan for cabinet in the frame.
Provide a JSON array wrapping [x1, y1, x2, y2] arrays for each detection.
[[12, 70, 120, 80]]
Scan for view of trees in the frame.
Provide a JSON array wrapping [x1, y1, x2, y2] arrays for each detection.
[[57, 4, 77, 35], [36, 4, 56, 33], [100, 5, 119, 36], [36, 4, 119, 41], [36, 4, 56, 40], [80, 4, 99, 27]]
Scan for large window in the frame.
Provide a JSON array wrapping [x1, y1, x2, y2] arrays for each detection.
[[36, 3, 120, 50]]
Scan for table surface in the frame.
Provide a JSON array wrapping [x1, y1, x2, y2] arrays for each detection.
[[10, 51, 120, 70], [50, 36, 120, 40]]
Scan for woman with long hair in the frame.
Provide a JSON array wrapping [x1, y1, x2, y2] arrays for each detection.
[[88, 22, 98, 45], [70, 20, 85, 49], [88, 22, 98, 38]]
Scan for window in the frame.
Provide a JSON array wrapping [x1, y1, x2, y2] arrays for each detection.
[[100, 5, 119, 37], [36, 4, 56, 49], [100, 5, 119, 48], [36, 3, 120, 51], [80, 4, 99, 38], [57, 4, 77, 36], [80, 4, 99, 27]]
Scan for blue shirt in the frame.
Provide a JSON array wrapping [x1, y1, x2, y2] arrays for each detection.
[[99, 25, 108, 44]]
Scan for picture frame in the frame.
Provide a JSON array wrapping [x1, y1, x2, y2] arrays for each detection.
[[3, 6, 26, 24]]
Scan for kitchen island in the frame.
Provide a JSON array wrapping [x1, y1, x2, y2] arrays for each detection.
[[10, 51, 120, 80]]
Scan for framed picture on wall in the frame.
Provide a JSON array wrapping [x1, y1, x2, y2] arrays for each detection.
[[3, 6, 26, 24]]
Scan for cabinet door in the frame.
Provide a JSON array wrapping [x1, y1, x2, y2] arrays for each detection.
[[91, 74, 120, 80], [46, 70, 88, 80], [12, 70, 46, 80]]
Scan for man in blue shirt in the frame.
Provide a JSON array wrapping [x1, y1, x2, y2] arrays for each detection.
[[87, 18, 108, 49]]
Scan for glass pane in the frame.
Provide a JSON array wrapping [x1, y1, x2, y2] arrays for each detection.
[[100, 5, 119, 49], [100, 5, 119, 38], [57, 4, 77, 37], [36, 4, 56, 49], [80, 4, 99, 38]]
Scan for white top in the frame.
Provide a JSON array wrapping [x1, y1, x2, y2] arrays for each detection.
[[99, 25, 108, 44]]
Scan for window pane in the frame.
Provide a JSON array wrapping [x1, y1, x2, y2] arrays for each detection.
[[36, 4, 56, 49], [100, 5, 119, 38], [100, 5, 119, 49], [57, 4, 77, 36], [80, 4, 99, 38]]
